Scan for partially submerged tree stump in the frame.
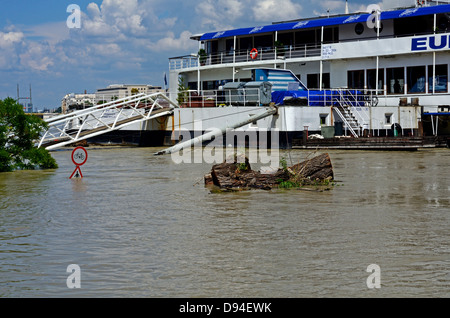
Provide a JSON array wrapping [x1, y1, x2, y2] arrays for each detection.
[[205, 153, 334, 190], [289, 153, 334, 181]]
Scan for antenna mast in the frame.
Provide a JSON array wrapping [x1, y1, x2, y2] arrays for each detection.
[[17, 84, 33, 113]]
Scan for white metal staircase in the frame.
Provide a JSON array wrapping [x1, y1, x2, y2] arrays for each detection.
[[333, 90, 370, 138], [38, 93, 178, 150]]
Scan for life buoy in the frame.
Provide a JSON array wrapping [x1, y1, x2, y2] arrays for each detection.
[[250, 48, 258, 60]]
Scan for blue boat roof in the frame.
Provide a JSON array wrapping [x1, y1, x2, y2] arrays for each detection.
[[200, 4, 450, 41]]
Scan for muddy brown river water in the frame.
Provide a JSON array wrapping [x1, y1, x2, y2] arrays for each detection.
[[0, 147, 449, 297]]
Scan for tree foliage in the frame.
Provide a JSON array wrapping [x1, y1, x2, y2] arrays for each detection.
[[0, 97, 58, 172], [177, 76, 188, 105]]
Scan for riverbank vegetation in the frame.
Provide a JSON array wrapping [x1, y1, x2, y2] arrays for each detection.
[[0, 97, 58, 172]]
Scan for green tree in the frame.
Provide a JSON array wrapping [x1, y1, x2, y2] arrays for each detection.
[[0, 97, 58, 172], [177, 76, 189, 105], [198, 48, 207, 65]]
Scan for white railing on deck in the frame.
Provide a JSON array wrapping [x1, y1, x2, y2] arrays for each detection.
[[175, 89, 267, 107], [169, 43, 322, 71]]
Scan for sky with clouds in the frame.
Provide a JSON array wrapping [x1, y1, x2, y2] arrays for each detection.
[[0, 0, 415, 110]]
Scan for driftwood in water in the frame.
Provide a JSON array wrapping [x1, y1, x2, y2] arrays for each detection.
[[289, 153, 334, 181], [205, 153, 334, 190]]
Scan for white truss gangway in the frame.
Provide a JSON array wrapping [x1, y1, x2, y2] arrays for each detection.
[[38, 93, 177, 150]]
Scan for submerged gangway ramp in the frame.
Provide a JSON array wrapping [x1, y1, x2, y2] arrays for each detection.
[[38, 93, 177, 150]]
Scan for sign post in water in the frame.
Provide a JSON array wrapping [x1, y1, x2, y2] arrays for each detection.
[[70, 146, 88, 179]]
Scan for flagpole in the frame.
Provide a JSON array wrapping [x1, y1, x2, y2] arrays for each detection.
[[163, 72, 167, 91]]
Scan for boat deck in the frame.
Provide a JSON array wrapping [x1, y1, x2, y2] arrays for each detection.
[[292, 136, 448, 151]]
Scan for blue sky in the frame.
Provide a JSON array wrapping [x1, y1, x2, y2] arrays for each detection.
[[0, 0, 414, 110]]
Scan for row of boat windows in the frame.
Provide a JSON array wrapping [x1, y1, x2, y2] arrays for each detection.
[[347, 64, 448, 94], [188, 64, 448, 95], [210, 27, 340, 55]]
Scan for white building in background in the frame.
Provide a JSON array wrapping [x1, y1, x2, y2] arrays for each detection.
[[61, 92, 96, 113], [94, 84, 164, 105], [61, 84, 165, 113]]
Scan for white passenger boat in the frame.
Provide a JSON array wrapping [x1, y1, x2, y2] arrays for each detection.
[[55, 2, 450, 149], [161, 1, 450, 148]]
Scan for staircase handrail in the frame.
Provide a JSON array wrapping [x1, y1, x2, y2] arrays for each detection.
[[333, 102, 359, 138]]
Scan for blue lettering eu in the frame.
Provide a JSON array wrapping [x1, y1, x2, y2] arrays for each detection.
[[429, 35, 448, 50], [411, 37, 427, 51]]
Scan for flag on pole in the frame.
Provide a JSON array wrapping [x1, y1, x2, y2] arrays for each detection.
[[164, 72, 168, 89]]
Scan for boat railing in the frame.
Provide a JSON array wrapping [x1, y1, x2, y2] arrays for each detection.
[[337, 90, 370, 131], [306, 89, 383, 107], [333, 106, 359, 138], [172, 88, 385, 108], [169, 43, 322, 70], [174, 88, 267, 108], [169, 55, 199, 70], [326, 89, 385, 136]]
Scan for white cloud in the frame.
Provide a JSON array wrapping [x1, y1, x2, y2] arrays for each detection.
[[195, 0, 245, 31], [351, 0, 416, 14], [252, 0, 302, 22], [0, 31, 24, 69], [154, 31, 197, 52], [91, 43, 122, 56], [316, 0, 346, 15], [76, 0, 147, 40], [19, 42, 54, 72], [87, 2, 102, 18], [24, 22, 70, 45], [379, 0, 416, 10], [0, 31, 24, 47], [194, 0, 303, 30]]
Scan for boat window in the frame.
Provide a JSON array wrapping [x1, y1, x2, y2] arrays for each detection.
[[394, 16, 433, 37], [226, 39, 234, 55], [323, 27, 339, 44], [254, 34, 273, 51], [307, 73, 330, 89], [407, 66, 426, 94], [367, 69, 384, 92], [188, 82, 198, 91], [428, 64, 448, 93], [295, 30, 316, 46], [385, 113, 393, 125], [320, 114, 328, 126], [437, 14, 450, 33], [373, 22, 383, 34], [355, 23, 364, 35], [239, 37, 253, 52], [206, 40, 218, 55], [387, 67, 405, 94], [347, 70, 364, 89], [277, 32, 294, 47]]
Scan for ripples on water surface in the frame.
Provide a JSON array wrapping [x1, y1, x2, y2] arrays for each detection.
[[0, 147, 449, 297]]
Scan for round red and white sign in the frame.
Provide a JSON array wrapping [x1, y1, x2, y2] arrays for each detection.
[[71, 147, 88, 166]]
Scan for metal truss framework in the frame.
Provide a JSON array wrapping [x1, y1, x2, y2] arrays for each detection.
[[38, 93, 177, 150]]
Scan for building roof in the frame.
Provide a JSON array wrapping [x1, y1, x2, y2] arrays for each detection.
[[199, 4, 450, 41]]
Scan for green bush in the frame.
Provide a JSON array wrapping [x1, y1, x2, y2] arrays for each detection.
[[0, 97, 58, 172]]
